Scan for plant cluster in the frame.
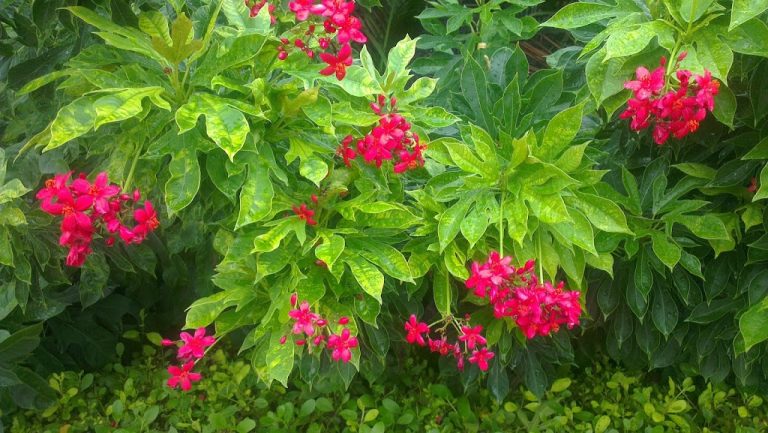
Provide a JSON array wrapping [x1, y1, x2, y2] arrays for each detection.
[[36, 172, 158, 267], [620, 54, 720, 145], [6, 341, 768, 433]]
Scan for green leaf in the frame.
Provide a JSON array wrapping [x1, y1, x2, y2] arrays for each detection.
[[433, 267, 452, 318], [680, 0, 716, 23], [266, 331, 294, 387], [568, 193, 633, 234], [444, 137, 493, 179], [461, 57, 494, 134], [438, 196, 474, 251], [712, 84, 736, 128], [604, 22, 656, 61], [46, 95, 98, 151], [138, 11, 172, 46], [316, 235, 345, 271], [320, 66, 382, 97], [299, 155, 328, 187], [754, 164, 768, 201], [634, 251, 653, 299], [740, 297, 768, 352], [93, 87, 169, 129], [399, 77, 437, 105], [672, 163, 717, 179], [0, 323, 42, 364], [539, 103, 584, 160], [0, 227, 13, 267], [344, 255, 384, 302], [731, 0, 768, 30], [667, 214, 729, 240], [353, 241, 413, 283], [528, 193, 569, 224], [651, 232, 681, 269], [236, 160, 273, 229], [80, 253, 109, 308], [460, 205, 491, 248], [651, 288, 678, 337], [386, 36, 417, 81], [252, 219, 299, 253], [0, 180, 30, 205], [743, 136, 768, 160], [165, 145, 201, 214], [176, 94, 252, 160], [541, 3, 616, 29]]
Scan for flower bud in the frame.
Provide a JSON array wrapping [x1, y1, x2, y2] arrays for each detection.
[[290, 293, 298, 307], [161, 339, 175, 346], [296, 339, 306, 346], [279, 335, 287, 345], [338, 317, 349, 325]]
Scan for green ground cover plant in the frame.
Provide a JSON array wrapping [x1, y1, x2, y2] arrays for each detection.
[[0, 0, 768, 428]]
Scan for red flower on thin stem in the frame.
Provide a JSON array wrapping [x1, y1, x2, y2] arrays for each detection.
[[458, 325, 486, 350], [404, 314, 430, 346], [319, 43, 353, 80], [327, 328, 358, 363], [167, 361, 202, 391], [178, 328, 216, 360], [468, 348, 494, 371]]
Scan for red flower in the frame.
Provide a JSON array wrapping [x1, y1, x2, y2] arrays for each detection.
[[71, 172, 121, 215], [624, 65, 665, 100], [288, 301, 319, 335], [468, 348, 494, 371], [327, 328, 358, 363], [167, 361, 202, 391], [36, 172, 72, 203], [695, 70, 719, 111], [319, 43, 353, 80], [125, 201, 159, 244], [178, 328, 216, 360], [458, 325, 486, 350], [292, 203, 318, 225], [404, 314, 429, 346], [337, 135, 357, 167]]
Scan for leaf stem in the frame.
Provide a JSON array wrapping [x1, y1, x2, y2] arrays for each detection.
[[537, 231, 544, 283], [122, 144, 142, 192], [498, 191, 505, 256]]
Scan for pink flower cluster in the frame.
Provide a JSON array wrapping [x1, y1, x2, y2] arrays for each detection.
[[337, 95, 425, 174], [162, 328, 216, 391], [284, 294, 358, 363], [466, 252, 582, 339], [279, 0, 367, 80], [404, 314, 494, 371], [36, 172, 159, 267], [620, 53, 720, 145]]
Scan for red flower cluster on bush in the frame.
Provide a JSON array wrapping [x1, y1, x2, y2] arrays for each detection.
[[162, 328, 216, 391], [466, 252, 582, 339], [292, 202, 318, 225], [284, 294, 359, 363], [277, 0, 367, 80], [336, 95, 425, 173], [404, 314, 494, 371], [620, 53, 720, 145], [36, 172, 159, 267]]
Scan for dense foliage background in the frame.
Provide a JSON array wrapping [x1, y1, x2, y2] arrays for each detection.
[[1, 0, 768, 430]]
